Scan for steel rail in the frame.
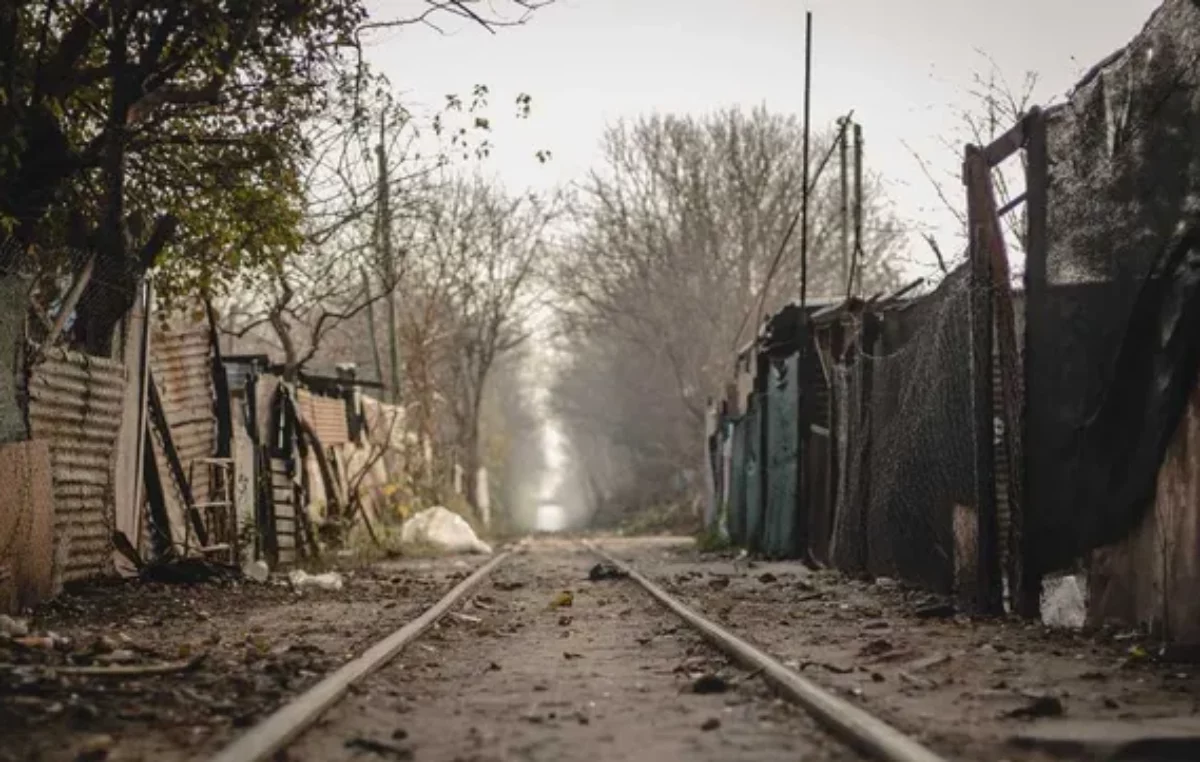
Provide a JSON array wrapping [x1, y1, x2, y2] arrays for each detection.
[[585, 541, 949, 762], [209, 546, 519, 762]]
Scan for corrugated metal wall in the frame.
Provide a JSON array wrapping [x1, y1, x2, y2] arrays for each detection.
[[27, 349, 127, 582], [296, 388, 349, 446], [150, 326, 215, 508]]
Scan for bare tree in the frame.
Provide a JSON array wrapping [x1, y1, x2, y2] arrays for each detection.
[[402, 177, 557, 513], [904, 54, 1041, 272], [551, 106, 904, 522], [219, 82, 503, 380]]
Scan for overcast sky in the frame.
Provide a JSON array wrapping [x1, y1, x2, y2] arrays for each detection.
[[363, 0, 1161, 276]]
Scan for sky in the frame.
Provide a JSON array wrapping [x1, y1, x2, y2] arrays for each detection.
[[362, 0, 1162, 276]]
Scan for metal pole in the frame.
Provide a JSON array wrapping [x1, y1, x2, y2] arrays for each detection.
[[840, 117, 850, 294], [800, 10, 812, 308], [852, 122, 864, 297]]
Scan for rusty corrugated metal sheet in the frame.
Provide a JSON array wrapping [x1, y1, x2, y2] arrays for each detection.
[[296, 388, 349, 446], [150, 326, 215, 510], [27, 349, 126, 582]]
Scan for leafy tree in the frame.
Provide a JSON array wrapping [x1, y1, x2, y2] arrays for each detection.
[[0, 0, 556, 356]]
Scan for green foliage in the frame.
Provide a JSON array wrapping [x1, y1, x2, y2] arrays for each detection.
[[0, 0, 553, 343], [694, 526, 732, 553]]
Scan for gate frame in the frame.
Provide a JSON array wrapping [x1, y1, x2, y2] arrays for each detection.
[[963, 106, 1049, 617]]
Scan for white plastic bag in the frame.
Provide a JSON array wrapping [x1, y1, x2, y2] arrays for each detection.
[[288, 569, 345, 591], [400, 506, 493, 555], [1041, 573, 1087, 629]]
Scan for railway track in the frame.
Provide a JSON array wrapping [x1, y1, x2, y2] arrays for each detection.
[[210, 538, 947, 762]]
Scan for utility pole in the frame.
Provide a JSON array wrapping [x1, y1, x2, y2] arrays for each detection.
[[852, 122, 864, 297], [800, 10, 813, 308], [376, 113, 402, 404], [839, 116, 850, 294]]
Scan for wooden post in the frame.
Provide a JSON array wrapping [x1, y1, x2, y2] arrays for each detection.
[[1018, 107, 1049, 617], [965, 147, 1003, 615]]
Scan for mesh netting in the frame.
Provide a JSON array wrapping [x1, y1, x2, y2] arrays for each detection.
[[1028, 0, 1200, 573], [830, 265, 976, 592]]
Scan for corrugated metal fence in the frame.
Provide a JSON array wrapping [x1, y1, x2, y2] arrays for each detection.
[[151, 325, 216, 509], [27, 349, 126, 582]]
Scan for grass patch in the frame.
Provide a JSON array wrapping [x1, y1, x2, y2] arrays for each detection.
[[694, 526, 732, 553]]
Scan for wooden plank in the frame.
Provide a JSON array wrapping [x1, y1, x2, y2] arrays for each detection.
[[981, 118, 1026, 167], [0, 441, 55, 612], [148, 373, 208, 547], [1017, 107, 1049, 618], [970, 142, 1028, 617], [965, 146, 1003, 615]]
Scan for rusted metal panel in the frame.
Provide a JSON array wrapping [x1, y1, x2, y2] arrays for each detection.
[[27, 349, 127, 582], [150, 326, 215, 511], [295, 388, 349, 446]]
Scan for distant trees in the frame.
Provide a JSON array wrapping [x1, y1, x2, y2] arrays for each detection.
[[551, 106, 905, 524]]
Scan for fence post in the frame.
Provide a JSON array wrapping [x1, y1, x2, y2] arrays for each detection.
[[965, 147, 1004, 615], [1019, 107, 1049, 617]]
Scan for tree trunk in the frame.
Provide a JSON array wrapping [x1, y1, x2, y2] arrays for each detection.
[[376, 131, 402, 404], [361, 267, 385, 386], [463, 413, 482, 517], [0, 275, 29, 443], [73, 26, 137, 358]]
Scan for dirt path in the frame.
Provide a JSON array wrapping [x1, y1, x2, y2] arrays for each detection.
[[600, 538, 1200, 761], [1, 555, 487, 762], [284, 539, 865, 762]]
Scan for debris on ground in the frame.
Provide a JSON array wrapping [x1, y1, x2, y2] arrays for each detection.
[[587, 562, 628, 581], [1009, 717, 1200, 759], [858, 638, 893, 658], [140, 556, 242, 585], [701, 717, 721, 731], [908, 652, 951, 672], [1005, 695, 1065, 719], [913, 601, 956, 619], [0, 614, 28, 637], [548, 591, 574, 608], [758, 572, 778, 584], [344, 736, 414, 759], [243, 560, 270, 583], [707, 576, 731, 590], [289, 569, 345, 592], [399, 506, 493, 555], [689, 674, 729, 694], [74, 734, 115, 762], [898, 671, 936, 690]]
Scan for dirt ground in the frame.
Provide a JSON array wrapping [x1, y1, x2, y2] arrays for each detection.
[[0, 554, 487, 762], [7, 537, 1200, 762], [600, 538, 1200, 761], [285, 539, 865, 762]]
